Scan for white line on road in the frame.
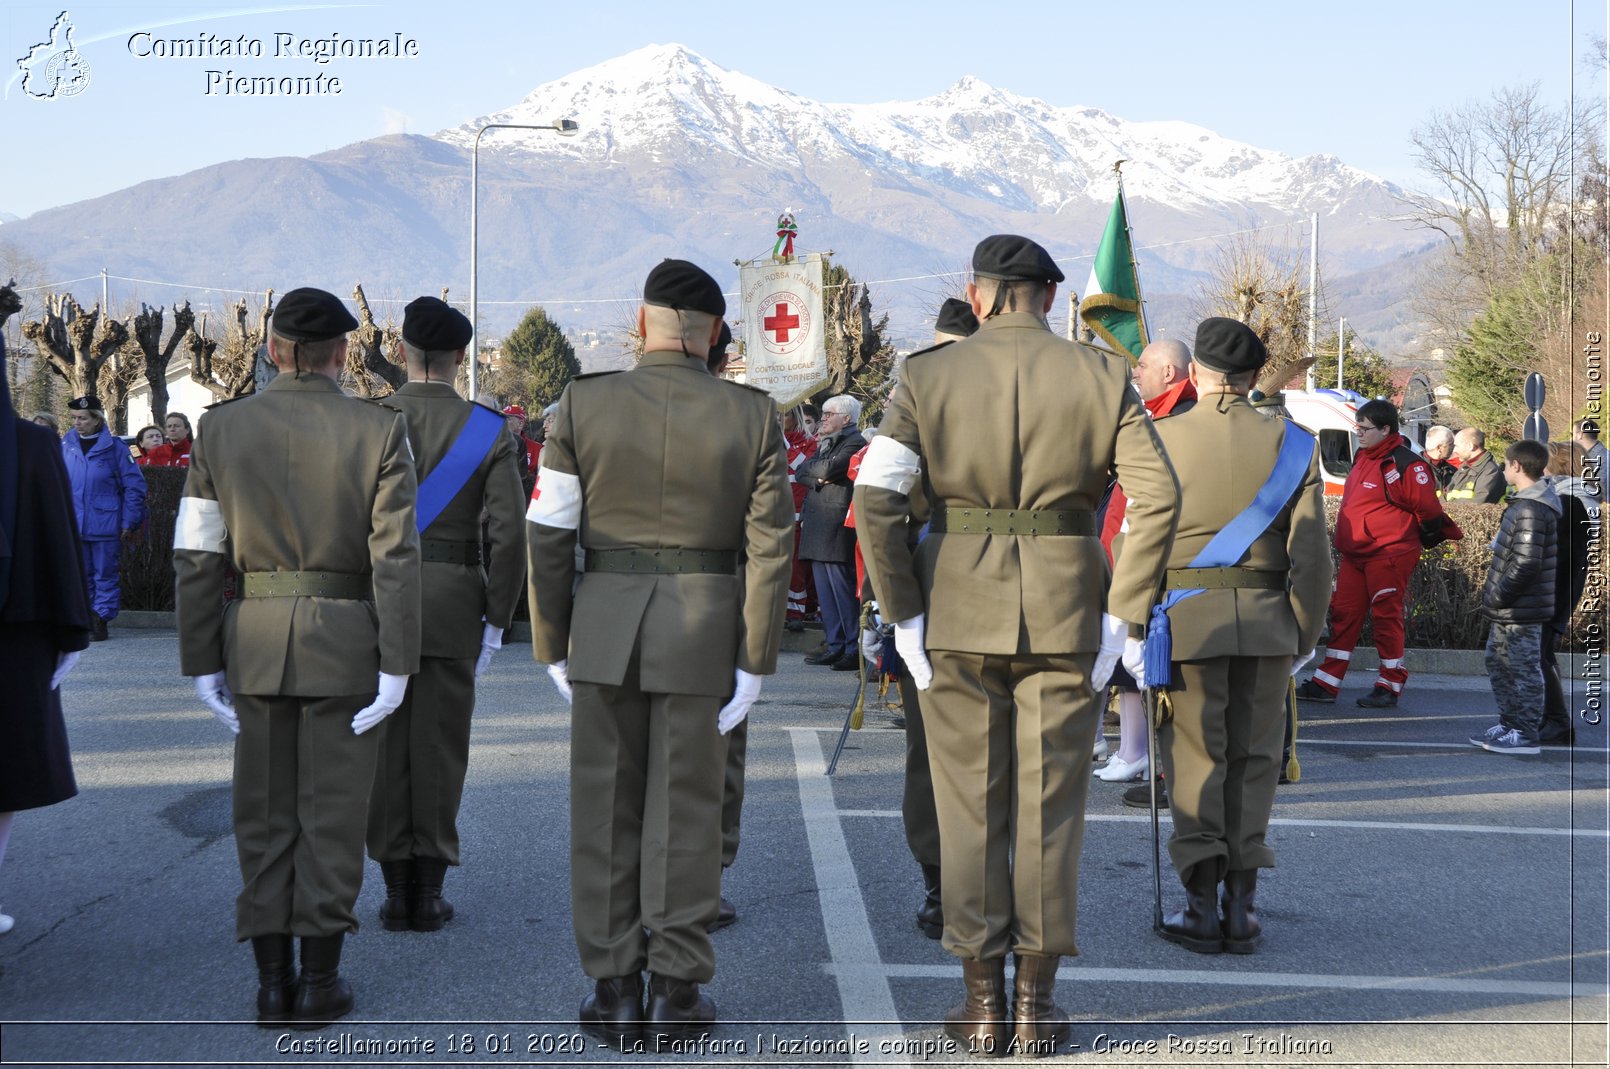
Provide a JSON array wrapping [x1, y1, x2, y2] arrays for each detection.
[[825, 962, 1599, 999], [834, 810, 1609, 838], [789, 728, 909, 1067]]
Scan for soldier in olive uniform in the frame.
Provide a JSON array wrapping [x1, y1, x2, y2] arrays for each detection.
[[526, 260, 792, 1044], [854, 236, 1179, 1058], [708, 318, 741, 933], [366, 297, 526, 933], [174, 287, 422, 1026], [1148, 318, 1331, 955]]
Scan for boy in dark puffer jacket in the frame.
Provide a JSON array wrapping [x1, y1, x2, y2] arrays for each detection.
[[1469, 439, 1560, 755]]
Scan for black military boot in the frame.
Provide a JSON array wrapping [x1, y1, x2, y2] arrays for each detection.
[[644, 974, 715, 1041], [410, 857, 455, 932], [1009, 953, 1070, 1057], [1158, 862, 1224, 954], [916, 864, 943, 940], [378, 860, 413, 932], [91, 614, 109, 642], [579, 973, 644, 1048], [291, 934, 353, 1027], [1220, 869, 1263, 954], [250, 935, 296, 1027], [943, 958, 1009, 1057]]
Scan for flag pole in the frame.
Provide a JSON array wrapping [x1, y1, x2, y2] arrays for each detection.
[[1114, 161, 1149, 350]]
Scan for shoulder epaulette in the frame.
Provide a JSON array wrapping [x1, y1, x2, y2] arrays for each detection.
[[203, 394, 249, 412], [903, 340, 956, 362], [722, 379, 771, 397], [573, 370, 622, 381], [364, 397, 404, 414]]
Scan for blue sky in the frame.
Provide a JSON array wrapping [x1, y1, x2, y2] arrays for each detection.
[[1, 0, 1601, 219]]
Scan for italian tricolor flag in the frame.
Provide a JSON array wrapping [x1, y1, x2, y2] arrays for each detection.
[[1079, 184, 1150, 362]]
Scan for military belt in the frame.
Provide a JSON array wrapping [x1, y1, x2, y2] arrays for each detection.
[[240, 571, 372, 599], [584, 548, 738, 575], [421, 539, 483, 566], [1164, 567, 1285, 591], [928, 507, 1095, 536]]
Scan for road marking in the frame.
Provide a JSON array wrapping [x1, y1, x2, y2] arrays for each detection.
[[789, 728, 908, 1066], [834, 810, 1608, 838], [825, 962, 1600, 999]]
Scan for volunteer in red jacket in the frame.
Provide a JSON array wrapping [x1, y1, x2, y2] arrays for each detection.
[[1297, 399, 1442, 708]]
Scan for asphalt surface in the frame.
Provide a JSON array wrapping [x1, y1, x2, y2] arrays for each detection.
[[1, 626, 1606, 1067]]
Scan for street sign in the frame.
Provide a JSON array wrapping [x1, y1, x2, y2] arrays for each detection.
[[1524, 372, 1546, 411], [1523, 412, 1550, 443]]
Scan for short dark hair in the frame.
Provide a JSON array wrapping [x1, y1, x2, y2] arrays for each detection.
[[802, 403, 820, 419], [1506, 439, 1549, 479], [1355, 399, 1399, 435], [1577, 418, 1601, 440]]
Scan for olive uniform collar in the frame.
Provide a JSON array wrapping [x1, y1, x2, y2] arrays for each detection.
[[263, 371, 344, 393], [638, 349, 713, 373], [396, 380, 462, 397]]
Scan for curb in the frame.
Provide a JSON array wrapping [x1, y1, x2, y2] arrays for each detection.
[[108, 611, 1600, 680]]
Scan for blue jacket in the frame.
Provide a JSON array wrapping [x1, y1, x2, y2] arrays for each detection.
[[62, 428, 148, 540]]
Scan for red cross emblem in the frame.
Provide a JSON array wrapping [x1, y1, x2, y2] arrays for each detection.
[[765, 302, 801, 343]]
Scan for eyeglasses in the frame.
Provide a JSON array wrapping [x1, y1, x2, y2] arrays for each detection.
[[1355, 424, 1384, 435]]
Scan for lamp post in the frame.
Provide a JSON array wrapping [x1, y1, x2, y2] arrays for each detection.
[[469, 118, 579, 400]]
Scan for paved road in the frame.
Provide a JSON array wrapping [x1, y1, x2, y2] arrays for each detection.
[[1, 627, 1606, 1066]]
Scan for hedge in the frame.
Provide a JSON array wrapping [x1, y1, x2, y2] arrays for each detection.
[[117, 474, 1604, 651]]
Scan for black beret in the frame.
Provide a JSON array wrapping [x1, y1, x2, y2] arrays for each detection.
[[711, 320, 733, 357], [273, 287, 358, 342], [972, 234, 1065, 284], [67, 395, 101, 411], [402, 296, 473, 351], [1193, 317, 1268, 375], [935, 298, 979, 338], [643, 259, 726, 317]]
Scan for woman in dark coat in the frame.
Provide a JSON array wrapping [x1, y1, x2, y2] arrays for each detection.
[[61, 396, 148, 639], [0, 333, 93, 934], [796, 395, 867, 669]]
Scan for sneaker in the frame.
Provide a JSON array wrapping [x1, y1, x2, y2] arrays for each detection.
[[1479, 728, 1540, 756], [1468, 723, 1506, 748], [1294, 679, 1335, 703], [1355, 685, 1398, 708]]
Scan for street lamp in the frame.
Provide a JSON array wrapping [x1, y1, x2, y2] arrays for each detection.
[[469, 118, 580, 399]]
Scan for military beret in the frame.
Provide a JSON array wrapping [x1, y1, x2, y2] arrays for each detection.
[[934, 298, 980, 338], [67, 395, 102, 411], [972, 234, 1065, 284], [402, 296, 472, 351], [711, 320, 733, 357], [643, 259, 726, 317], [1193, 317, 1268, 375], [273, 287, 358, 342]]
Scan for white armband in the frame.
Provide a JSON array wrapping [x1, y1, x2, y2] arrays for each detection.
[[526, 467, 582, 529], [855, 436, 921, 495], [174, 497, 228, 553]]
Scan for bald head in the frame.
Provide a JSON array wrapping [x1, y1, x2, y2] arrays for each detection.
[[1132, 338, 1191, 401]]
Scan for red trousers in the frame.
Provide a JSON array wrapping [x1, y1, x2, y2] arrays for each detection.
[[787, 523, 815, 620], [1311, 548, 1419, 697]]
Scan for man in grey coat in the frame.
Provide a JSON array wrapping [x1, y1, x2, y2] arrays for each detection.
[[796, 395, 866, 671]]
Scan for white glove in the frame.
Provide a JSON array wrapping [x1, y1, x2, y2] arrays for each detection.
[[51, 651, 82, 691], [352, 671, 409, 735], [1292, 647, 1316, 678], [717, 669, 762, 734], [860, 626, 882, 666], [474, 623, 504, 679], [194, 671, 238, 735], [1091, 613, 1128, 693], [1121, 636, 1147, 691], [893, 615, 933, 691], [546, 659, 573, 703]]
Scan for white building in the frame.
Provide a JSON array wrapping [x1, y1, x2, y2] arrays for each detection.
[[125, 358, 219, 433]]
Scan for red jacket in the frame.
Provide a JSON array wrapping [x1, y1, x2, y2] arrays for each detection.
[[1100, 379, 1196, 563], [1335, 432, 1442, 558], [785, 428, 818, 514]]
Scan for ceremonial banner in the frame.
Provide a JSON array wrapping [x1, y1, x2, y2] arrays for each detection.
[[1079, 181, 1150, 362], [740, 254, 828, 408]]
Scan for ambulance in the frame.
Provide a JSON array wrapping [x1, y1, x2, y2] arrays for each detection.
[[1278, 388, 1368, 497]]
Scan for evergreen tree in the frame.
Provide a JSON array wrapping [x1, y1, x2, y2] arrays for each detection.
[[1310, 334, 1397, 402], [495, 306, 579, 412], [816, 261, 896, 425]]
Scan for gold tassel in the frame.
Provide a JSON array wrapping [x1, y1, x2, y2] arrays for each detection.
[[1284, 678, 1301, 783]]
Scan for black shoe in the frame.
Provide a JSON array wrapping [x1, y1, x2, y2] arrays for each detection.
[[378, 860, 413, 932], [1220, 869, 1262, 954], [250, 935, 296, 1027], [1159, 863, 1224, 954], [644, 974, 715, 1041], [90, 614, 109, 642], [410, 857, 455, 932], [707, 896, 736, 933], [830, 652, 860, 671], [580, 973, 644, 1049], [291, 934, 353, 1028], [804, 648, 839, 666], [1356, 685, 1398, 708], [784, 619, 805, 632], [1122, 778, 1167, 809], [916, 864, 943, 940], [1294, 679, 1334, 703]]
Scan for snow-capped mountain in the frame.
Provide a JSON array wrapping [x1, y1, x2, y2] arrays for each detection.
[[1, 43, 1429, 352]]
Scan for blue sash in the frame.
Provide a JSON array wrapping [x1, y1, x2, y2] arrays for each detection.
[[1143, 422, 1315, 685], [415, 405, 505, 534]]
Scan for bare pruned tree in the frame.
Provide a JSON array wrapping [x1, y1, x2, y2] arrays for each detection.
[[127, 300, 197, 424], [191, 293, 270, 403], [1190, 229, 1319, 393], [344, 284, 406, 397], [0, 279, 20, 328], [21, 293, 130, 400]]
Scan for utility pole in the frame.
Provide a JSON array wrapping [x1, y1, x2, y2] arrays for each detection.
[[101, 267, 108, 315], [1305, 213, 1317, 392], [1337, 317, 1346, 392]]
